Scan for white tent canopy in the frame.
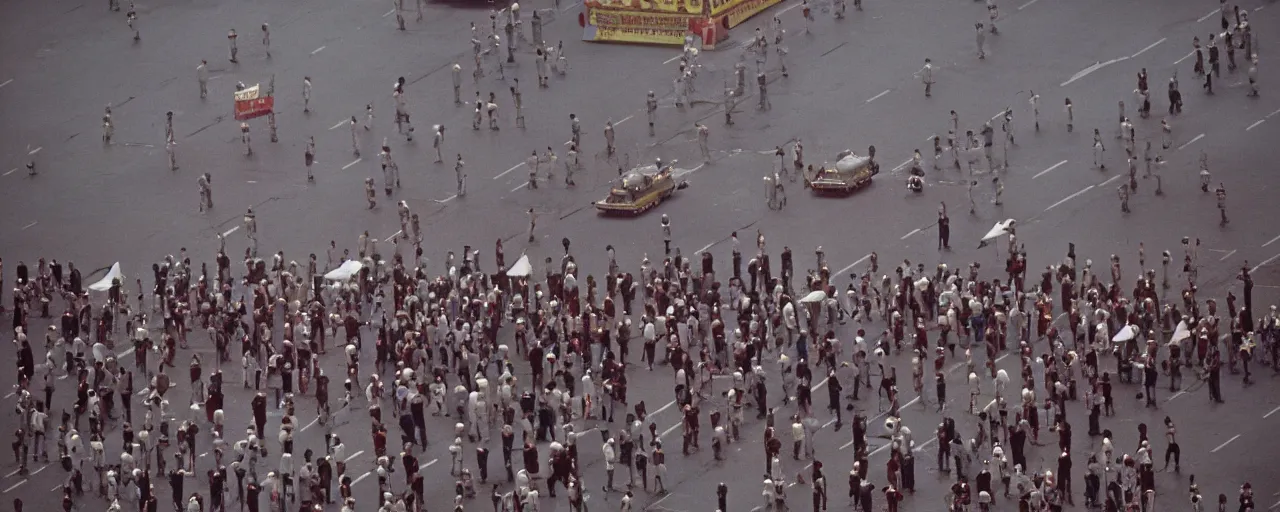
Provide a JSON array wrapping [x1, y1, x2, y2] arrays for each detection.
[[324, 260, 364, 281], [88, 263, 124, 292], [799, 290, 827, 303], [981, 219, 1017, 242], [1169, 320, 1192, 344], [1112, 324, 1138, 343], [506, 254, 532, 277]]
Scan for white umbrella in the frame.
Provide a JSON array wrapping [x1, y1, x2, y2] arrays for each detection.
[[88, 263, 124, 292], [799, 290, 827, 303], [324, 260, 364, 281], [977, 219, 1017, 248], [1112, 324, 1138, 343], [506, 254, 533, 277], [1169, 320, 1192, 345]]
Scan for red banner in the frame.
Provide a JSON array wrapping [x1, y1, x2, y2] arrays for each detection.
[[234, 96, 274, 121]]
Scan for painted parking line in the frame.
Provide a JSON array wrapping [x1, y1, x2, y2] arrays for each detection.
[[1177, 133, 1205, 151], [1247, 120, 1265, 131], [345, 450, 366, 463], [312, 46, 326, 55], [330, 120, 350, 130], [494, 162, 524, 179], [0, 79, 13, 89], [1252, 253, 1280, 273], [1033, 160, 1068, 179], [1130, 38, 1166, 59], [342, 158, 362, 170], [900, 228, 921, 240], [1264, 405, 1280, 419], [1043, 185, 1093, 212], [21, 221, 37, 230], [221, 226, 240, 237], [1198, 8, 1220, 23], [866, 90, 891, 103], [1210, 434, 1241, 453], [1264, 234, 1280, 248], [835, 254, 871, 276]]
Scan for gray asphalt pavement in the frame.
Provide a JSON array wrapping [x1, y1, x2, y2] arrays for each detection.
[[4, 0, 1280, 509]]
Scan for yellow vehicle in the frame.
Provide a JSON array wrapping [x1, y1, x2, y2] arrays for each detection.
[[804, 146, 880, 195], [595, 163, 686, 215]]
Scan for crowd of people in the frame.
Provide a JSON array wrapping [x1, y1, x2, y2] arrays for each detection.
[[5, 213, 1276, 512], [5, 0, 1276, 510]]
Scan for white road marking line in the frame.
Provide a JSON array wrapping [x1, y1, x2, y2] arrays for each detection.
[[311, 46, 326, 55], [384, 230, 403, 243], [494, 162, 524, 179], [1033, 159, 1068, 179], [221, 226, 240, 237], [869, 397, 919, 423], [301, 416, 320, 432], [890, 158, 912, 172], [835, 254, 871, 276], [866, 89, 891, 103], [696, 240, 717, 253], [1167, 390, 1187, 401], [330, 120, 349, 130], [900, 228, 922, 240], [813, 376, 830, 392], [1044, 185, 1094, 212], [616, 114, 634, 126], [28, 464, 48, 476], [383, 8, 395, 16], [663, 55, 682, 64], [650, 399, 678, 418], [28, 146, 42, 155], [21, 221, 37, 230], [1219, 249, 1237, 261], [1017, 0, 1040, 9], [659, 422, 681, 439], [116, 347, 136, 359], [926, 135, 936, 141], [511, 182, 529, 192], [1247, 119, 1265, 131], [1062, 57, 1129, 87], [1174, 50, 1196, 65], [1210, 434, 1241, 453], [342, 158, 362, 170], [1265, 405, 1280, 419], [345, 450, 366, 463], [2, 480, 26, 493], [352, 471, 373, 485], [1264, 234, 1280, 248], [3, 468, 20, 478], [1131, 38, 1166, 59], [435, 194, 458, 203], [1177, 133, 1205, 150], [2, 168, 16, 176], [673, 163, 704, 177], [1099, 174, 1123, 187], [0, 79, 13, 89], [913, 437, 938, 452], [247, 180, 257, 184], [1256, 5, 1264, 10], [1198, 8, 1220, 23], [420, 458, 438, 470], [1270, 109, 1280, 119], [777, 1, 802, 14], [1252, 253, 1280, 273]]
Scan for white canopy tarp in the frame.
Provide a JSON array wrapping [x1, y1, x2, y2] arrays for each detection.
[[1112, 324, 1138, 343], [506, 254, 532, 277], [977, 219, 1017, 248], [324, 260, 364, 281], [88, 263, 124, 292], [1169, 320, 1192, 344], [799, 290, 827, 303]]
